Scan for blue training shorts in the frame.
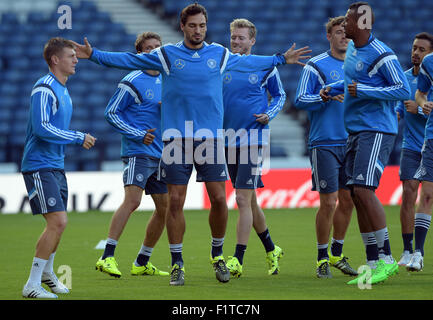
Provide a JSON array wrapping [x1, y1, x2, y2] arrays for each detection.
[[225, 146, 264, 189], [122, 156, 167, 195], [308, 145, 348, 193], [159, 139, 228, 185], [414, 139, 433, 183], [345, 131, 396, 189], [22, 169, 68, 215], [399, 148, 422, 181]]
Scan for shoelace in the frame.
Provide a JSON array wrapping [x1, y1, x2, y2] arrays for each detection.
[[319, 262, 329, 274], [215, 260, 228, 273], [338, 257, 350, 267], [171, 267, 182, 279]]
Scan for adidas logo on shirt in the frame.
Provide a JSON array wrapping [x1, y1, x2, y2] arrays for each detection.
[[192, 52, 200, 58]]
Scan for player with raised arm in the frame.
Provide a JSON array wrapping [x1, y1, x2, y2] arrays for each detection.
[[95, 32, 169, 278], [410, 34, 433, 272], [295, 16, 357, 279], [71, 3, 310, 286], [21, 38, 96, 298], [320, 2, 410, 285], [394, 32, 433, 267], [222, 19, 285, 278]]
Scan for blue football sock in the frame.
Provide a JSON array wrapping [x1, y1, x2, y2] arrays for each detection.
[[234, 244, 247, 265]]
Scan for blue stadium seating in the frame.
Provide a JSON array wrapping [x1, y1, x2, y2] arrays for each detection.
[[1, 0, 432, 170]]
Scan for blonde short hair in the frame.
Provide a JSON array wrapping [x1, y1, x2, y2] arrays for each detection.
[[230, 18, 256, 39], [325, 16, 345, 34], [135, 32, 162, 53]]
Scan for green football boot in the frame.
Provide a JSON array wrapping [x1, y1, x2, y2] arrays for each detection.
[[226, 256, 243, 278], [266, 245, 284, 275], [347, 260, 388, 285], [169, 264, 185, 286], [131, 261, 169, 276], [329, 253, 358, 276], [210, 255, 230, 283], [316, 259, 333, 278], [95, 256, 122, 278], [383, 256, 399, 276]]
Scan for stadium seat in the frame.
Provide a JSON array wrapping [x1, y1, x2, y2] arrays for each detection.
[[0, 0, 431, 171], [1, 12, 19, 25]]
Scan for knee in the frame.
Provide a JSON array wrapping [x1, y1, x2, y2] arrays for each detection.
[[48, 214, 68, 234], [130, 198, 142, 211], [168, 193, 185, 211], [236, 192, 251, 209], [209, 192, 227, 207], [319, 196, 337, 213], [338, 191, 354, 212], [155, 197, 169, 218]]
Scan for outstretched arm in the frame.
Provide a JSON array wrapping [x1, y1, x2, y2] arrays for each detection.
[[225, 43, 311, 73], [71, 38, 164, 72]]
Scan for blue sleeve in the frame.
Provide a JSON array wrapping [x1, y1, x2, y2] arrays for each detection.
[[104, 82, 148, 142], [224, 50, 286, 73], [90, 48, 164, 73], [356, 55, 410, 101], [31, 91, 84, 145], [264, 68, 286, 121], [294, 63, 326, 111], [327, 80, 345, 96], [417, 106, 428, 118], [418, 59, 433, 93], [395, 100, 404, 119]]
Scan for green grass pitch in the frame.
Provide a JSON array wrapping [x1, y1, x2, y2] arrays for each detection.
[[1, 206, 433, 300]]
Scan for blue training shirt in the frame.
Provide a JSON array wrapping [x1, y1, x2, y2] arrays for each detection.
[[222, 66, 286, 147], [90, 41, 286, 141], [395, 68, 431, 152], [328, 35, 410, 134], [294, 50, 347, 148], [21, 72, 85, 172], [104, 70, 163, 159], [417, 53, 433, 141]]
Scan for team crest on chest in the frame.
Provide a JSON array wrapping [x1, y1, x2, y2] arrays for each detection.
[[174, 59, 185, 69], [145, 89, 154, 99], [207, 59, 217, 69], [330, 70, 340, 80], [248, 74, 259, 84], [356, 60, 364, 71], [223, 73, 232, 84]]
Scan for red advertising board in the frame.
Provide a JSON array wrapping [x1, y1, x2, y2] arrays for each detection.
[[203, 166, 404, 209]]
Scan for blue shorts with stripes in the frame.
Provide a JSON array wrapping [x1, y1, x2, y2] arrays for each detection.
[[159, 139, 228, 185], [308, 145, 348, 193], [22, 169, 68, 215], [399, 148, 422, 181], [225, 146, 264, 189], [345, 131, 396, 189], [414, 139, 433, 183], [122, 156, 167, 195]]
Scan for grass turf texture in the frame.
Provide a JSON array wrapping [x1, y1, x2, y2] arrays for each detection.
[[1, 206, 433, 300]]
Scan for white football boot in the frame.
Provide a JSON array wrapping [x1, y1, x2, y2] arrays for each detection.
[[22, 284, 58, 299], [406, 251, 423, 272], [42, 271, 70, 294], [398, 250, 412, 266]]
